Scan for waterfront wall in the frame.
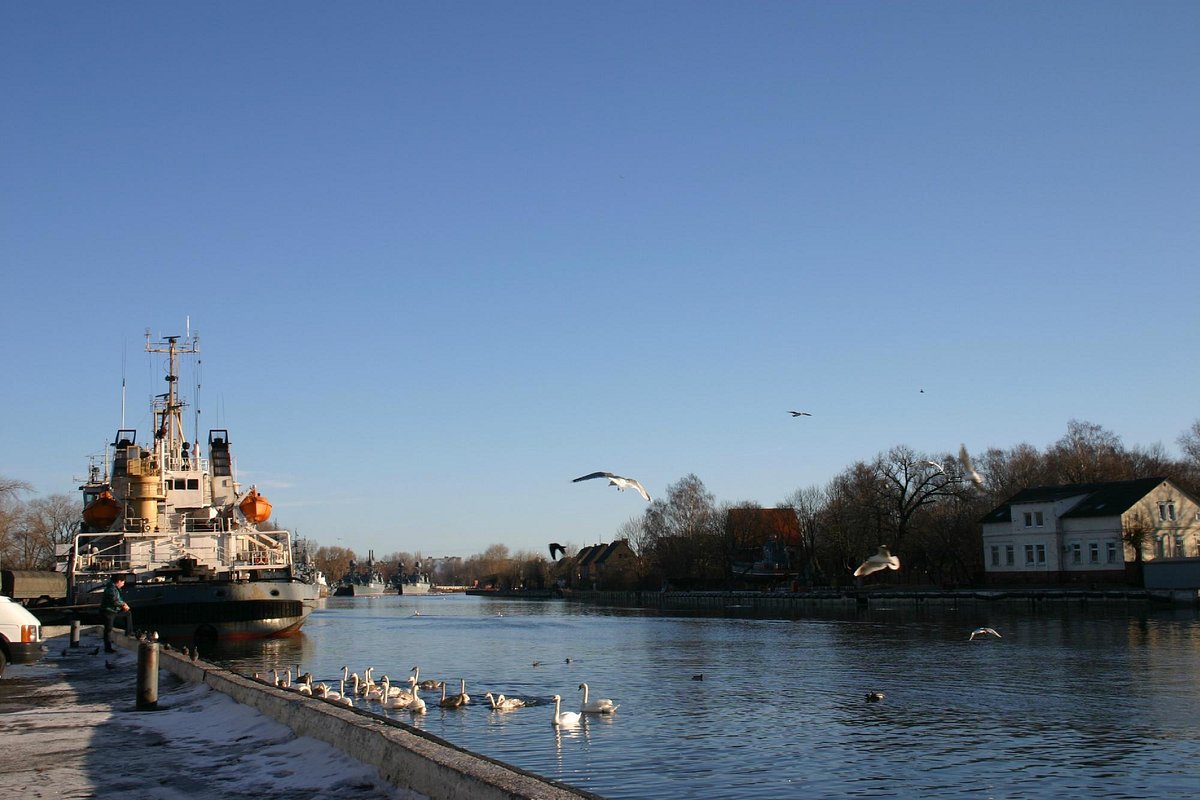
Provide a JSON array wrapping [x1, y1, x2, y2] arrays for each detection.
[[565, 586, 1196, 612], [114, 637, 599, 800]]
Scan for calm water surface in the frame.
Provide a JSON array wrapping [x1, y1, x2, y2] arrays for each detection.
[[212, 595, 1200, 799]]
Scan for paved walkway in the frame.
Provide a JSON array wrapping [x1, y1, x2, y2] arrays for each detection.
[[0, 629, 421, 800]]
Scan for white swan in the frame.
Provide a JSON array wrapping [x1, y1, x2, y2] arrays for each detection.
[[379, 677, 411, 709], [578, 682, 618, 714], [362, 666, 379, 696], [378, 674, 406, 698], [320, 678, 345, 703], [458, 678, 471, 704], [551, 694, 582, 726], [296, 674, 313, 695], [484, 692, 525, 710], [404, 677, 427, 713]]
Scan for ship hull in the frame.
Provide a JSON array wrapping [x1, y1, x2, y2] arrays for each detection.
[[90, 579, 319, 643], [332, 582, 387, 597]]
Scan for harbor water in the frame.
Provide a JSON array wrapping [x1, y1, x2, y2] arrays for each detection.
[[213, 594, 1200, 799]]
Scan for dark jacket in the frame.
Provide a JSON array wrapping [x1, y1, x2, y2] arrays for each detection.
[[101, 580, 126, 615]]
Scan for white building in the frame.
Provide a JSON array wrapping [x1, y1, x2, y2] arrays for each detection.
[[980, 477, 1200, 585]]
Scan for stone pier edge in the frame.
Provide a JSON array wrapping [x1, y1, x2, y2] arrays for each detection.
[[112, 634, 601, 800]]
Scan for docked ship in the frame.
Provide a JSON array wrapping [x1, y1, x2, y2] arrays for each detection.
[[69, 331, 319, 646], [394, 569, 433, 595], [333, 552, 388, 596]]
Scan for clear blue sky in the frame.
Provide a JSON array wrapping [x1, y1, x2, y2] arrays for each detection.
[[3, 2, 1197, 559]]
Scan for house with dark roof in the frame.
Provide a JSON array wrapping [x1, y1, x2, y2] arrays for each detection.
[[573, 540, 638, 589], [980, 477, 1200, 585]]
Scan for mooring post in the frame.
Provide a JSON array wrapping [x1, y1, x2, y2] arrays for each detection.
[[136, 639, 159, 710], [69, 620, 81, 648]]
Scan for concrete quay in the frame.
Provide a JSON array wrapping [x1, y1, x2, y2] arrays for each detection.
[[0, 627, 599, 800]]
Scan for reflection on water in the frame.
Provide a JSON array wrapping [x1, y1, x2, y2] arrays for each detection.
[[210, 595, 1200, 799]]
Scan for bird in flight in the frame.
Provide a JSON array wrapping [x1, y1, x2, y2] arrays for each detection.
[[970, 627, 1002, 640], [925, 460, 946, 474], [549, 542, 566, 561], [959, 444, 985, 488], [789, 411, 812, 417], [853, 545, 901, 577], [573, 472, 651, 502]]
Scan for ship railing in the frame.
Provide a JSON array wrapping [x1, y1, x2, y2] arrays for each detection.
[[234, 549, 290, 567], [184, 516, 229, 533], [72, 533, 134, 574]]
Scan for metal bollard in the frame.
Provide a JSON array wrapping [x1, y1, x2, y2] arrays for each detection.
[[136, 640, 159, 710], [70, 620, 81, 648]]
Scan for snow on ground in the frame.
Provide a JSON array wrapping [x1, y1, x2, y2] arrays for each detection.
[[0, 631, 426, 800]]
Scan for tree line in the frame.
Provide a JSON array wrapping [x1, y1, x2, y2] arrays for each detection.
[[4, 419, 1198, 589]]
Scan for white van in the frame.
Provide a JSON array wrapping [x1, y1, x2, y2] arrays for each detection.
[[0, 595, 44, 676]]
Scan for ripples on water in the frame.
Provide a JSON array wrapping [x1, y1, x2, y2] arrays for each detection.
[[213, 595, 1200, 799]]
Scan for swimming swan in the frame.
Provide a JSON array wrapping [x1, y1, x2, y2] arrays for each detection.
[[404, 677, 427, 713], [551, 694, 582, 726], [440, 681, 467, 709], [484, 692, 526, 710], [578, 682, 619, 714]]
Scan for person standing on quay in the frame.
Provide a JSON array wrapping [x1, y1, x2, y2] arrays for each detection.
[[101, 574, 130, 653]]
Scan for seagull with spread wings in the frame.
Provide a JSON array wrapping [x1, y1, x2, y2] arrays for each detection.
[[959, 444, 985, 488], [573, 472, 652, 502], [789, 411, 812, 417], [853, 545, 901, 577], [970, 627, 1002, 640]]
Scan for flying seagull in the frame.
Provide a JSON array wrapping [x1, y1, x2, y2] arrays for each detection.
[[789, 411, 812, 417], [549, 542, 566, 561], [572, 472, 651, 502], [853, 545, 901, 577], [925, 460, 946, 474], [958, 444, 985, 488], [970, 627, 1002, 640]]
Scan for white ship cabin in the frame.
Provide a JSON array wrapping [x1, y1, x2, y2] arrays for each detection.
[[75, 427, 292, 583]]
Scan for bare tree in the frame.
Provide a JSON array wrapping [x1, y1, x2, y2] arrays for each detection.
[[0, 476, 34, 570], [313, 545, 357, 584], [1045, 420, 1128, 483], [870, 445, 971, 552]]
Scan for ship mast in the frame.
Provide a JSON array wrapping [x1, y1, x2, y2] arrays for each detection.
[[145, 330, 200, 462]]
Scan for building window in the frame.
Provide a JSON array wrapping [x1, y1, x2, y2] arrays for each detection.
[[1035, 511, 1044, 527], [1035, 544, 1046, 565], [1107, 542, 1118, 564], [1071, 543, 1081, 564], [1089, 542, 1099, 564], [1005, 545, 1014, 566], [1159, 501, 1176, 521], [990, 546, 1000, 567], [1025, 544, 1035, 565], [1024, 512, 1033, 527]]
